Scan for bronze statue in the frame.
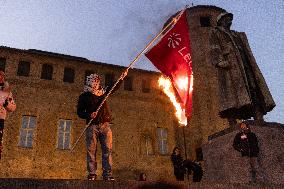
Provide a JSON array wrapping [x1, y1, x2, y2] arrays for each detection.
[[209, 12, 275, 124]]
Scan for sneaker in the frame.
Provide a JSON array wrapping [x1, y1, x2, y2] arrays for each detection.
[[103, 176, 115, 181], [87, 174, 97, 181]]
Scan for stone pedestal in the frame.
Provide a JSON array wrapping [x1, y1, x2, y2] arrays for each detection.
[[202, 121, 284, 184]]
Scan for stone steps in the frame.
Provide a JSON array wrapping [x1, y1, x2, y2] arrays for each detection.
[[0, 179, 283, 189]]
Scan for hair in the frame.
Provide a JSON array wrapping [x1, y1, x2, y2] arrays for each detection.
[[172, 147, 180, 154], [239, 121, 251, 132]]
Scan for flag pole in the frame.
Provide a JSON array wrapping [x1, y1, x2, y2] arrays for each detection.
[[182, 126, 188, 160], [70, 8, 188, 153]]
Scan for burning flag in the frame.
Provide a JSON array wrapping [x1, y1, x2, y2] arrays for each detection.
[[145, 10, 193, 125]]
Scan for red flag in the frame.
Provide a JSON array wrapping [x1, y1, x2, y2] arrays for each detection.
[[145, 11, 193, 118]]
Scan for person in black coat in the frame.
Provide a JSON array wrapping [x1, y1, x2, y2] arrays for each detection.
[[233, 121, 267, 183], [171, 147, 185, 181], [183, 159, 203, 182]]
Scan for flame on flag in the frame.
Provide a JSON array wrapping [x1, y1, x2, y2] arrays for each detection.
[[158, 75, 193, 126], [146, 10, 194, 126]]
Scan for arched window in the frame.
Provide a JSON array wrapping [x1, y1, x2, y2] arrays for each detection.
[[105, 73, 115, 87], [63, 67, 75, 83], [41, 64, 53, 80], [17, 61, 30, 77], [142, 134, 154, 155], [200, 16, 211, 27], [142, 79, 151, 93], [124, 76, 133, 91]]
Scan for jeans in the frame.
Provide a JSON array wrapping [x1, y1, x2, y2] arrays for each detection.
[[245, 156, 268, 183], [86, 122, 113, 178]]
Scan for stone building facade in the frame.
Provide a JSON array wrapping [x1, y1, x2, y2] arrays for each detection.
[[0, 46, 181, 180], [0, 5, 234, 180]]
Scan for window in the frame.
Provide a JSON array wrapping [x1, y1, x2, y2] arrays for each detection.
[[105, 73, 115, 87], [124, 76, 133, 91], [41, 64, 53, 80], [19, 116, 37, 148], [63, 67, 75, 83], [157, 128, 168, 155], [0, 58, 6, 71], [142, 79, 150, 93], [200, 16, 211, 27], [57, 119, 72, 150], [17, 61, 30, 76], [143, 135, 154, 155]]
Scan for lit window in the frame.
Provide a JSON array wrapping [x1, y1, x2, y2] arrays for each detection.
[[63, 67, 75, 83], [41, 64, 53, 80], [17, 61, 30, 77], [144, 135, 154, 155], [157, 128, 168, 155], [57, 119, 72, 150], [19, 116, 37, 148]]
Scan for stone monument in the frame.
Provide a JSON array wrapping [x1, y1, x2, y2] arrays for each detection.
[[202, 10, 283, 185]]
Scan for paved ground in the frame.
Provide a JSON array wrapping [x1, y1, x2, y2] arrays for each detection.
[[0, 178, 283, 189]]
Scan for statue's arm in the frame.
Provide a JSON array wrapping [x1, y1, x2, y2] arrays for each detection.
[[209, 29, 229, 68]]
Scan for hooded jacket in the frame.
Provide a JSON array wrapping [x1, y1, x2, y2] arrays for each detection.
[[77, 80, 122, 125], [233, 131, 259, 157]]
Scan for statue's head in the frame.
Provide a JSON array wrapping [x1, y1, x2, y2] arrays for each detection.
[[217, 12, 233, 28]]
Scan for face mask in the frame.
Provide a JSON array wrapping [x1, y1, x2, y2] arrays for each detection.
[[84, 74, 106, 96]]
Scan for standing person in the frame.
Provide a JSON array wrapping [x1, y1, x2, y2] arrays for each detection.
[[138, 173, 147, 181], [171, 147, 185, 181], [183, 159, 203, 182], [0, 71, 16, 159], [209, 12, 275, 126], [233, 121, 267, 183], [77, 71, 127, 181]]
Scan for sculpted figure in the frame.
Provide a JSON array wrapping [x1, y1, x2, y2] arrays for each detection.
[[209, 12, 275, 125]]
